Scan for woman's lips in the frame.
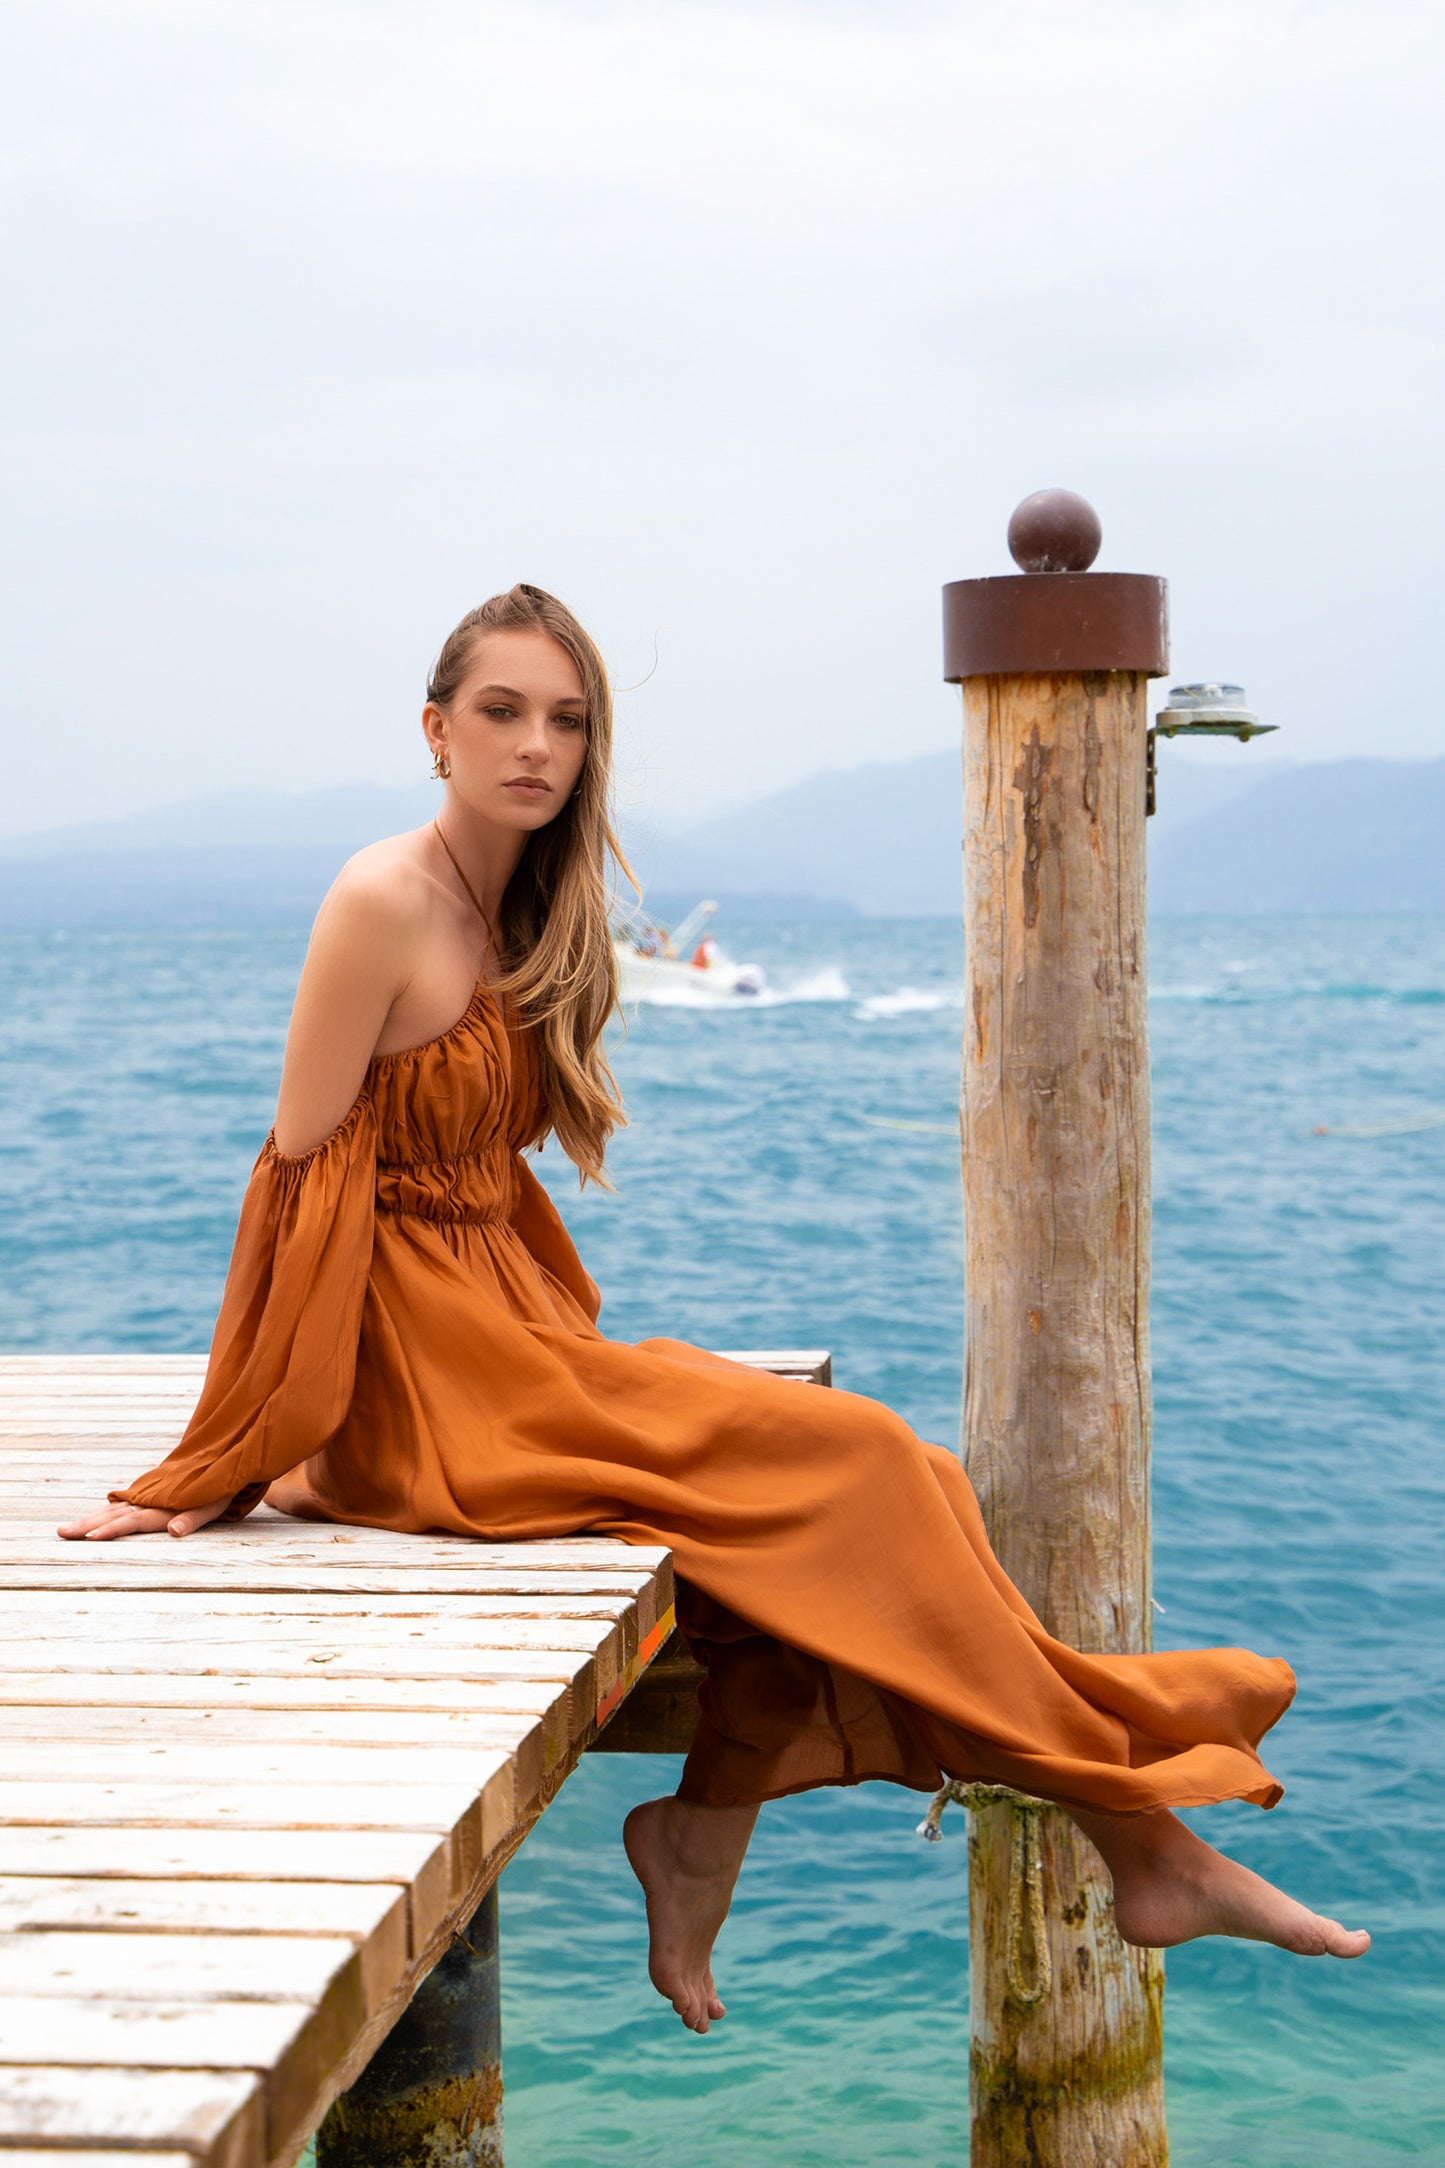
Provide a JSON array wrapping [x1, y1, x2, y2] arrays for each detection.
[[505, 778, 551, 796]]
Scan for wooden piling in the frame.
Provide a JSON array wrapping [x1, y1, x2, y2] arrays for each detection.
[[945, 492, 1171, 2166], [317, 1887, 503, 2168]]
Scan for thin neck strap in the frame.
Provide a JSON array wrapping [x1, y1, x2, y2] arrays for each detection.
[[433, 820, 497, 959]]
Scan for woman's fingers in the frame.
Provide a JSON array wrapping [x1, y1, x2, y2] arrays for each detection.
[[57, 1505, 137, 1538], [57, 1504, 172, 1541], [57, 1498, 233, 1541], [166, 1497, 232, 1538]]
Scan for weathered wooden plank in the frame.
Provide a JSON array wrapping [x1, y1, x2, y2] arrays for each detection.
[[0, 1396, 197, 1408], [0, 1379, 197, 1390], [0, 1928, 355, 2001], [1, 1708, 553, 1750], [0, 1593, 631, 1638], [4, 1744, 533, 1792], [0, 1408, 202, 1417], [0, 1448, 207, 1465], [0, 1875, 405, 1940], [0, 1423, 199, 1435], [0, 1526, 664, 1570], [9, 1547, 647, 1585], [0, 1795, 507, 1956], [0, 1522, 669, 1572], [0, 1407, 175, 1420], [0, 1613, 636, 1671], [0, 1558, 670, 1636], [0, 2141, 198, 2159], [0, 1827, 480, 1975], [1, 1426, 202, 1439], [0, 1774, 508, 1838], [0, 1356, 207, 1370], [0, 1589, 636, 1626], [0, 1672, 579, 1716], [0, 1970, 358, 2164], [2, 1710, 562, 1809], [0, 2152, 197, 2166], [0, 1885, 408, 2039], [0, 1555, 658, 1597], [0, 1390, 201, 1402], [0, 1825, 441, 1886], [0, 1774, 517, 1957], [0, 1408, 193, 1422], [705, 1348, 832, 1384], [0, 1388, 200, 1399], [0, 1571, 655, 1620], [0, 1630, 627, 1695], [0, 1641, 609, 1688], [0, 1616, 610, 1658], [0, 1691, 563, 1743], [0, 2067, 262, 2163]]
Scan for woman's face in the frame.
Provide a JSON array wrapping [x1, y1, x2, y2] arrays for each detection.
[[425, 628, 589, 834]]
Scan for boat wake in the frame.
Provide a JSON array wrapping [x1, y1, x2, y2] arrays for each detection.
[[853, 986, 962, 1021], [619, 965, 852, 1012]]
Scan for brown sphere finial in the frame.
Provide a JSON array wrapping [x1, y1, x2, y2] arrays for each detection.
[[1007, 489, 1102, 574]]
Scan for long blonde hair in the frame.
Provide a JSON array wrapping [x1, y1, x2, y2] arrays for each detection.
[[426, 584, 633, 1187]]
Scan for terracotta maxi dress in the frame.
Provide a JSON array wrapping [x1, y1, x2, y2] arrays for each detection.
[[114, 986, 1294, 1814]]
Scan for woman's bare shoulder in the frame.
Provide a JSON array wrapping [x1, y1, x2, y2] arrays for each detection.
[[275, 831, 447, 1153], [316, 830, 443, 945]]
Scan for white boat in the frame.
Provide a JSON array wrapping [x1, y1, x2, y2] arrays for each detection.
[[612, 902, 766, 1003]]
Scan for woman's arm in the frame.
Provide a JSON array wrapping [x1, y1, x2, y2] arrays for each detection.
[[273, 864, 419, 1156]]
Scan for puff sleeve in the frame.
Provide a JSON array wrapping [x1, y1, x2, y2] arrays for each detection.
[[111, 1097, 377, 1518]]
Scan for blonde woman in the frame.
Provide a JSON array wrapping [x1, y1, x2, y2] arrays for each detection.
[[62, 585, 1369, 2033]]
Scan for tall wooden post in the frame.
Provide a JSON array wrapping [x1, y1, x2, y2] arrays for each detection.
[[945, 491, 1171, 2166]]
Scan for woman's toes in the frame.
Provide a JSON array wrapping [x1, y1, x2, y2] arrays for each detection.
[[1278, 1907, 1370, 1959]]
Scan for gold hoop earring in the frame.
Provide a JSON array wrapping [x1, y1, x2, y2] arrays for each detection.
[[431, 751, 451, 781]]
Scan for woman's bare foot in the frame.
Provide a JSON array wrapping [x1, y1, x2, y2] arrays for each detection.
[[1070, 1806, 1370, 1959], [622, 1795, 758, 2033]]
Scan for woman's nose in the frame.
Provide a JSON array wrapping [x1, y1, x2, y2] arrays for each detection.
[[515, 714, 551, 761]]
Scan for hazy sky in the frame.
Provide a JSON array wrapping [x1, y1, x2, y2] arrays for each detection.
[[2, 0, 1440, 842]]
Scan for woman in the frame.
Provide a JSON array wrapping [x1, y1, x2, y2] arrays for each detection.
[[61, 585, 1369, 2034]]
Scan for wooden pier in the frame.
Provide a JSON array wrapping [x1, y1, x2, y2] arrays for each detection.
[[0, 1351, 820, 2165]]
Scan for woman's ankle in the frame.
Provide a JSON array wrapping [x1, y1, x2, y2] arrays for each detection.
[[661, 1796, 760, 1876]]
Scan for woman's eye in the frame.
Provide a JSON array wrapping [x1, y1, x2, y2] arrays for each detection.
[[484, 705, 514, 720], [556, 714, 585, 731]]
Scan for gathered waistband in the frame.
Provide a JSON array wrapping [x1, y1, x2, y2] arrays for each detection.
[[375, 1149, 518, 1227]]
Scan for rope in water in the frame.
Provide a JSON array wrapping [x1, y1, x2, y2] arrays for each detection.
[[916, 1780, 1052, 2007]]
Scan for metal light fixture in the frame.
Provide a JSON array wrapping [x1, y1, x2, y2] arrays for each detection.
[[1147, 682, 1277, 814], [1155, 682, 1274, 742]]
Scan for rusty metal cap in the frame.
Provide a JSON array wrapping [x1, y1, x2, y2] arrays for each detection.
[[943, 492, 1170, 680]]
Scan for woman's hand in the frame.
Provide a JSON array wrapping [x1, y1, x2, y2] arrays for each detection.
[[57, 1497, 234, 1541]]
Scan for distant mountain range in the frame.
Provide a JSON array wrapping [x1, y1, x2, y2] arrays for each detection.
[[1, 753, 1441, 925]]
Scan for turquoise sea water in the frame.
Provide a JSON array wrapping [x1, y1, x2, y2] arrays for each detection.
[[2, 915, 1442, 2164]]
